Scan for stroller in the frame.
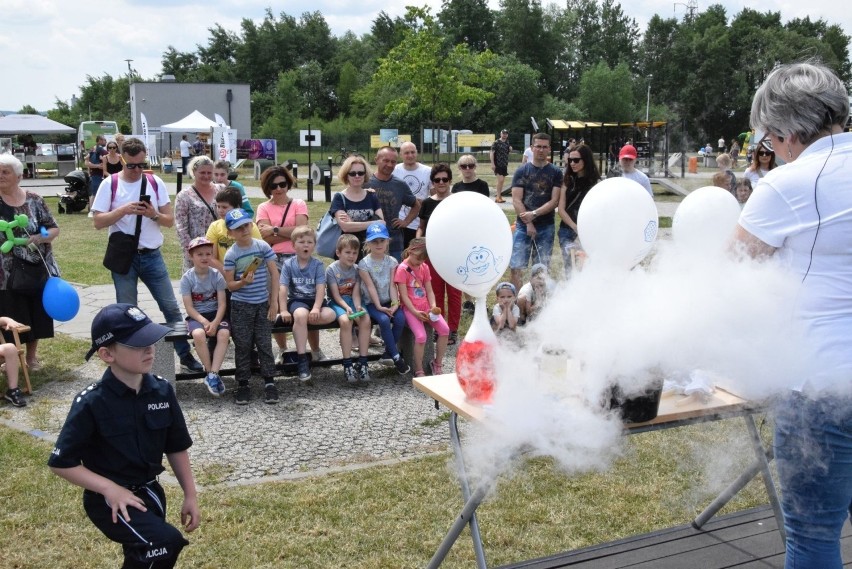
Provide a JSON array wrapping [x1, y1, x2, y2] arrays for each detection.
[[57, 170, 90, 214]]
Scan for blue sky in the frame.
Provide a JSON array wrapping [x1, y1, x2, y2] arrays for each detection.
[[3, 0, 849, 112]]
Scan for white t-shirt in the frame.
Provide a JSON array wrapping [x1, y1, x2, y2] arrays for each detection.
[[739, 132, 852, 393], [743, 167, 769, 187], [92, 173, 170, 249], [621, 169, 653, 196], [394, 163, 431, 230], [492, 303, 520, 319], [523, 147, 534, 163], [179, 139, 191, 158]]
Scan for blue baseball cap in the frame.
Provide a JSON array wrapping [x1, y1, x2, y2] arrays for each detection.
[[225, 208, 252, 229], [85, 304, 171, 360], [365, 222, 389, 242]]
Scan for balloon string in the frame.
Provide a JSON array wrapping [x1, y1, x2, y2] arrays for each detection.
[[22, 227, 54, 277]]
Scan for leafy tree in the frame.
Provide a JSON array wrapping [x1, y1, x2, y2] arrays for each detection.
[[337, 62, 358, 115], [369, 11, 407, 59], [18, 105, 39, 115], [357, 7, 501, 130], [577, 62, 634, 122], [438, 0, 497, 51], [160, 46, 198, 80], [462, 54, 542, 133]]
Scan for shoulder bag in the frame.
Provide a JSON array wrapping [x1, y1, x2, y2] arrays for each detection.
[[103, 176, 148, 274], [316, 193, 346, 259]]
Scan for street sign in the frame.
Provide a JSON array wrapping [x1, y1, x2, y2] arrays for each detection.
[[300, 130, 322, 147]]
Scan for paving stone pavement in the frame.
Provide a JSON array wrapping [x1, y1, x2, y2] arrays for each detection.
[[9, 279, 458, 486]]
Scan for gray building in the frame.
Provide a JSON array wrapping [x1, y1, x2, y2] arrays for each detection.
[[129, 81, 251, 151]]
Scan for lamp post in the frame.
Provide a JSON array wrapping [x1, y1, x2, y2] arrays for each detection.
[[645, 74, 653, 123]]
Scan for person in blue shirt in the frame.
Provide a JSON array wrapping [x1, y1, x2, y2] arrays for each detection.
[[222, 208, 280, 405]]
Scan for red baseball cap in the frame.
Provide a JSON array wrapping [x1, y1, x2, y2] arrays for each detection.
[[619, 145, 638, 160]]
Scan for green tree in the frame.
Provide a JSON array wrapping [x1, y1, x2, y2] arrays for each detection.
[[18, 105, 39, 115], [337, 62, 358, 115], [357, 7, 501, 129], [438, 0, 497, 51], [577, 62, 634, 122]]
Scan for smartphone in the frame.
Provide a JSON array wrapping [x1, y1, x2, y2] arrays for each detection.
[[139, 195, 151, 203], [243, 256, 262, 274]]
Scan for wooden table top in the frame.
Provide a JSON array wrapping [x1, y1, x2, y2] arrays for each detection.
[[412, 374, 758, 428]]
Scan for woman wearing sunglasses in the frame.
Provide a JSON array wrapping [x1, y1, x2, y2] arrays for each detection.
[[331, 155, 385, 261], [557, 143, 599, 274], [743, 139, 777, 187], [451, 155, 489, 197], [102, 142, 123, 176], [418, 163, 461, 344]]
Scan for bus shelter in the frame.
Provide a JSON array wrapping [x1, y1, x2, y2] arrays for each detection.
[[545, 119, 675, 177]]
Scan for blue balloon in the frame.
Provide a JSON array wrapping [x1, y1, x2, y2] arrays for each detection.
[[43, 277, 80, 322]]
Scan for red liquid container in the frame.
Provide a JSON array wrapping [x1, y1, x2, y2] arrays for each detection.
[[456, 340, 495, 403], [455, 296, 497, 404]]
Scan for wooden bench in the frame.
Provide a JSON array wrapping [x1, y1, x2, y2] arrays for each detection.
[[35, 168, 58, 178], [153, 321, 384, 382]]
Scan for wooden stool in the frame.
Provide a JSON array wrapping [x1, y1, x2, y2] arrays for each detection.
[[3, 325, 32, 394]]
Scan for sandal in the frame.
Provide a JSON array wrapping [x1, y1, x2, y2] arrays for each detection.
[[447, 331, 458, 346], [431, 360, 443, 375], [414, 370, 426, 378]]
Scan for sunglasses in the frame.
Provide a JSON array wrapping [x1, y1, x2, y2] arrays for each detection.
[[270, 181, 290, 189], [757, 150, 773, 157], [347, 171, 366, 177], [567, 157, 583, 164], [432, 177, 450, 183], [124, 162, 148, 170], [459, 164, 475, 170], [107, 146, 118, 150]]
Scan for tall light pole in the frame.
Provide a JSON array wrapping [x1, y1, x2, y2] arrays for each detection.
[[645, 74, 653, 123]]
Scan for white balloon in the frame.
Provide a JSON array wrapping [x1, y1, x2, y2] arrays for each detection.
[[577, 177, 659, 270], [425, 192, 513, 297], [672, 186, 741, 254]]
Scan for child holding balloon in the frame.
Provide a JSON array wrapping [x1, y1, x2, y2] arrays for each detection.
[[394, 237, 449, 377]]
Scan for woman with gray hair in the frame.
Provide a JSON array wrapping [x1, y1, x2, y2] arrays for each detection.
[[0, 153, 61, 374], [735, 61, 852, 568], [175, 155, 219, 270]]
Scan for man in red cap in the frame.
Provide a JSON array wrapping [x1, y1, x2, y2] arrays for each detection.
[[618, 144, 653, 196]]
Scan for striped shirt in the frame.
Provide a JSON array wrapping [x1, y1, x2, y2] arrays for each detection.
[[224, 238, 276, 304]]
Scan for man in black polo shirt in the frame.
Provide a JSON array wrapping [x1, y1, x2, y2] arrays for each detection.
[[49, 304, 200, 568]]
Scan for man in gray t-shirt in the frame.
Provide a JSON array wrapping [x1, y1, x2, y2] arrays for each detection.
[[366, 146, 420, 260]]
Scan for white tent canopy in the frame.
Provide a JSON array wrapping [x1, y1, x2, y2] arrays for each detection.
[[0, 114, 75, 135], [159, 110, 218, 133]]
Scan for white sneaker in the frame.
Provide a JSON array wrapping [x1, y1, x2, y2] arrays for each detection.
[[87, 211, 94, 218], [311, 350, 327, 362]]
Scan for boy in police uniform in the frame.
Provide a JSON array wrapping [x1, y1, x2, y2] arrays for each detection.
[[48, 304, 200, 568]]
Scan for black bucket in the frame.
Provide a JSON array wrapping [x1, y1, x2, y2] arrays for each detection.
[[607, 378, 664, 423]]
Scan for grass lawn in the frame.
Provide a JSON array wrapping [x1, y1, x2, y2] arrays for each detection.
[[0, 168, 772, 568]]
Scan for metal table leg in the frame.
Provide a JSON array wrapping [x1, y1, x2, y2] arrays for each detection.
[[427, 411, 489, 569], [692, 414, 785, 543]]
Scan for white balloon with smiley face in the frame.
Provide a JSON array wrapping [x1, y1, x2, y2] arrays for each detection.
[[425, 192, 512, 297]]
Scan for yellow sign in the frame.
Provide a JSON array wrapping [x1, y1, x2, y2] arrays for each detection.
[[370, 134, 412, 149], [457, 134, 495, 147]]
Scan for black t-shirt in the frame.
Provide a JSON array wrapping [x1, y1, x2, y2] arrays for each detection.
[[452, 179, 490, 197], [418, 195, 448, 233]]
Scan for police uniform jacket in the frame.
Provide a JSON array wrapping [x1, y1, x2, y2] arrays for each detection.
[[48, 370, 192, 487]]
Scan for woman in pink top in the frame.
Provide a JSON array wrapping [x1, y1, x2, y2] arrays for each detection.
[[255, 166, 310, 360], [256, 166, 308, 265]]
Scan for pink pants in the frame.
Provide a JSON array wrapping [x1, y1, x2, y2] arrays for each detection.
[[426, 260, 462, 332], [402, 307, 450, 344]]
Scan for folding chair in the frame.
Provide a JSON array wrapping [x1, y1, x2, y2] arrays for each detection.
[[2, 325, 32, 394]]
